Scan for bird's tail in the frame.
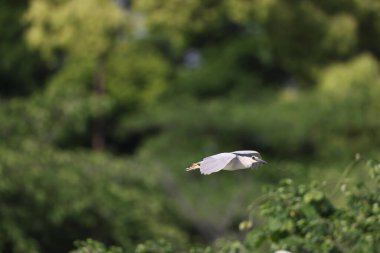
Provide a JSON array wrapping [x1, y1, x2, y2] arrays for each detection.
[[186, 162, 201, 171]]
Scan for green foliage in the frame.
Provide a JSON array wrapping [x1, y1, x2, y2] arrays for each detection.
[[25, 0, 126, 61], [135, 239, 176, 253], [0, 1, 47, 96], [124, 161, 380, 253], [2, 0, 380, 252], [19, 0, 380, 159], [106, 43, 170, 107], [70, 239, 124, 253], [0, 146, 185, 253], [314, 54, 380, 158], [244, 161, 380, 253]]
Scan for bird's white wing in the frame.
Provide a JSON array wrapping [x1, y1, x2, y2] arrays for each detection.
[[200, 153, 237, 175]]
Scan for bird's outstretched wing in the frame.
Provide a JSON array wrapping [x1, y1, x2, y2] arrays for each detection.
[[200, 153, 237, 175]]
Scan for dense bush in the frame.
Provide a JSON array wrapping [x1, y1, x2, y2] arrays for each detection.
[[244, 159, 380, 253], [0, 147, 185, 253], [70, 239, 123, 253]]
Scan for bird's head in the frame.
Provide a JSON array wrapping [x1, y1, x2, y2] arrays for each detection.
[[232, 150, 267, 168], [249, 154, 267, 167]]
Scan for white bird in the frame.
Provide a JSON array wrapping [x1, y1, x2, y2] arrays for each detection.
[[186, 150, 266, 175]]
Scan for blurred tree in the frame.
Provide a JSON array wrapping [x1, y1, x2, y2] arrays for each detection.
[[25, 0, 126, 150], [22, 0, 380, 157], [0, 0, 48, 97], [0, 146, 185, 253], [315, 54, 380, 159], [1, 0, 380, 251], [25, 0, 170, 151], [130, 0, 380, 160]]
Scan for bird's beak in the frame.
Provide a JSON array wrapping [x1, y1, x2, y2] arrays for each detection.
[[256, 158, 267, 164]]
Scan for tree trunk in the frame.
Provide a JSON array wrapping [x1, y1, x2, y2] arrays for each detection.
[[92, 63, 106, 151]]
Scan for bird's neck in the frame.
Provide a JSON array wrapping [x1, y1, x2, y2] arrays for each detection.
[[237, 156, 254, 168]]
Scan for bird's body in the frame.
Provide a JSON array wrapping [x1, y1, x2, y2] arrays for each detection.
[[186, 150, 266, 175]]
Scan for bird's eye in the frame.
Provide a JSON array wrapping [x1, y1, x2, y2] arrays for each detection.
[[251, 156, 256, 160]]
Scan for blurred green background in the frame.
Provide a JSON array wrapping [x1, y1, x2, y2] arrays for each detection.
[[1, 0, 380, 252]]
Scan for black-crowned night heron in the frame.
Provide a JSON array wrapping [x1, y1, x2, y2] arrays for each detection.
[[186, 150, 266, 175]]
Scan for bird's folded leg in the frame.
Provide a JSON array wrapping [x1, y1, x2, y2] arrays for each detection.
[[185, 163, 201, 171]]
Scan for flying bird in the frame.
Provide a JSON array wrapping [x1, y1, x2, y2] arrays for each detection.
[[186, 150, 266, 175]]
